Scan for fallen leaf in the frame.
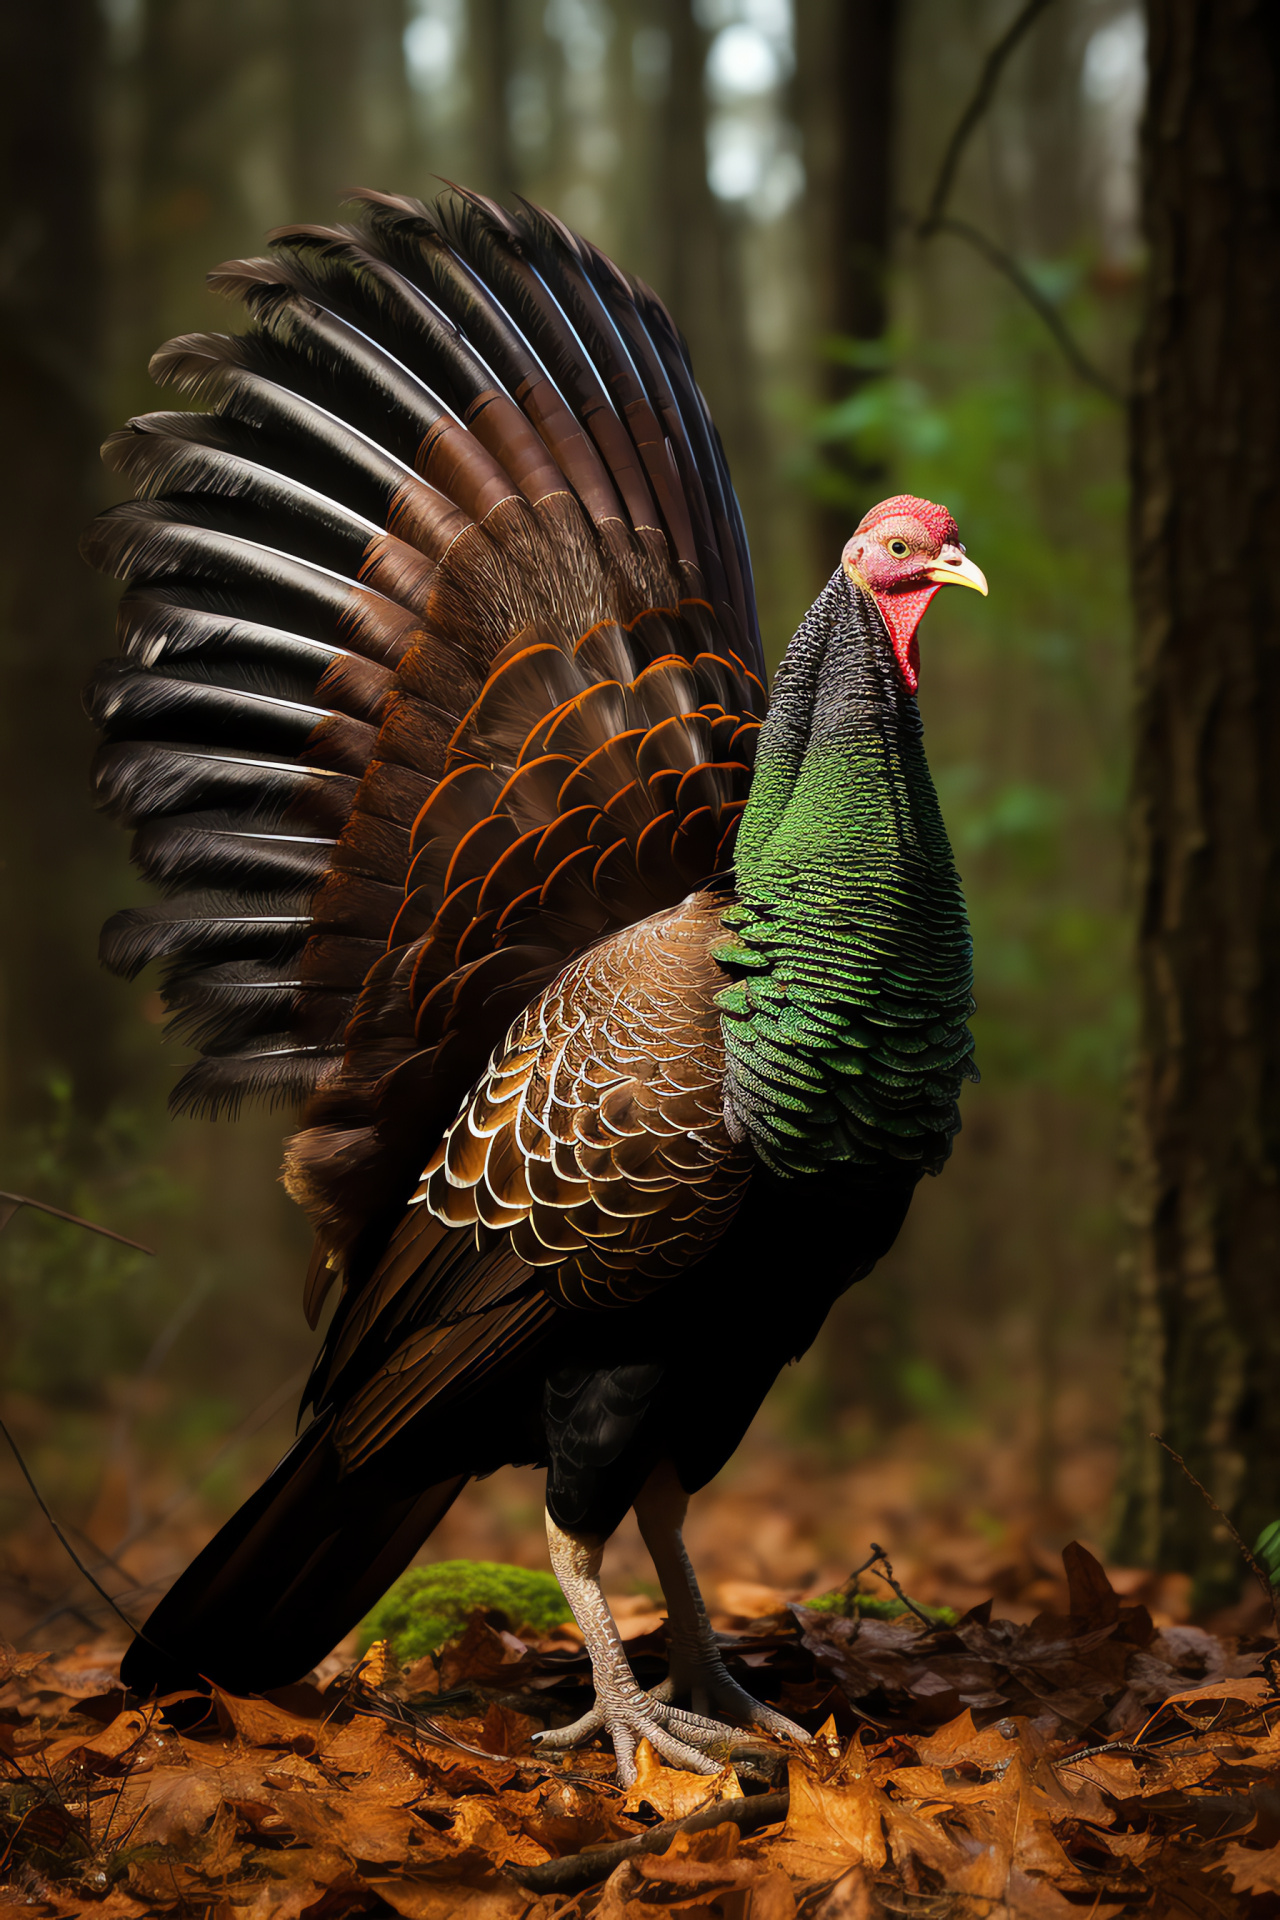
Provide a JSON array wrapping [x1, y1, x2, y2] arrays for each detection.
[[773, 1754, 888, 1876], [718, 1580, 792, 1621], [811, 1865, 884, 1918], [477, 1702, 537, 1755], [128, 1766, 224, 1846], [1217, 1841, 1280, 1893], [449, 1795, 550, 1867], [438, 1613, 528, 1689], [620, 1737, 740, 1820], [367, 1870, 540, 1918], [211, 1687, 319, 1753], [0, 1641, 51, 1684]]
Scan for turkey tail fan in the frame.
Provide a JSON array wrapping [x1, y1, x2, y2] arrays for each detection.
[[86, 184, 766, 1293]]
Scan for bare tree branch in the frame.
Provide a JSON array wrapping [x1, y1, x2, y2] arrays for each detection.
[[908, 0, 1126, 406], [0, 1414, 146, 1641], [0, 1190, 152, 1254], [933, 218, 1125, 404], [919, 0, 1059, 237]]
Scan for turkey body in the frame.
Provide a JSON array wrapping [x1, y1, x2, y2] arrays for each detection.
[[124, 1152, 917, 1698], [81, 187, 978, 1759]]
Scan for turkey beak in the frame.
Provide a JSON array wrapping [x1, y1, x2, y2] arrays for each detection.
[[927, 546, 988, 596]]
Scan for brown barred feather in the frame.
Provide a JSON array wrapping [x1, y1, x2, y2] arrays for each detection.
[[411, 893, 751, 1313]]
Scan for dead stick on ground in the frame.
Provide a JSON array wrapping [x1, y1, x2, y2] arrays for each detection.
[[509, 1789, 791, 1895], [867, 1544, 935, 1630], [1151, 1432, 1279, 1635]]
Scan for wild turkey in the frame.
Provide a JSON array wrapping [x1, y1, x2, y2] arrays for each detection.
[[83, 187, 986, 1778]]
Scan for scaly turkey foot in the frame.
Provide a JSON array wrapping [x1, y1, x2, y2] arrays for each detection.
[[648, 1648, 811, 1746], [541, 1504, 809, 1784], [533, 1681, 738, 1782], [632, 1463, 812, 1751], [544, 1511, 790, 1784]]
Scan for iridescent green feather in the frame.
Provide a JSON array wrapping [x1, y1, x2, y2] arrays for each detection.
[[717, 573, 976, 1176]]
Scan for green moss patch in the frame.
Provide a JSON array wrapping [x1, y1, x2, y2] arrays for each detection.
[[358, 1560, 572, 1664], [802, 1586, 957, 1627]]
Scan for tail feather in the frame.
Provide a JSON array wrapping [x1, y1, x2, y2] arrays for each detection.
[[121, 1417, 466, 1697]]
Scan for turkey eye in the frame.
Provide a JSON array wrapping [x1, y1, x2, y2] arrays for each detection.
[[887, 538, 910, 558]]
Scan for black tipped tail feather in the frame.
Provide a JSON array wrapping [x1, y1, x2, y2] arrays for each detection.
[[121, 1417, 465, 1698]]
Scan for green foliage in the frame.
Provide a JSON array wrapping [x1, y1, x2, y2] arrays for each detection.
[[1253, 1519, 1280, 1589], [804, 1584, 957, 1628], [358, 1560, 572, 1663], [1, 1076, 189, 1405]]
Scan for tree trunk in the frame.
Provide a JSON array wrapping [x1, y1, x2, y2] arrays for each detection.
[[1117, 0, 1280, 1601], [794, 0, 899, 567], [468, 0, 518, 200], [0, 0, 115, 1124]]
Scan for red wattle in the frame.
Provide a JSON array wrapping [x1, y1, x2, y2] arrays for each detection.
[[873, 583, 941, 691]]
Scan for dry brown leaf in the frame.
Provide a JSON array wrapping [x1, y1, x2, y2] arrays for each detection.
[[1217, 1841, 1280, 1893], [1152, 1673, 1276, 1717], [505, 1777, 641, 1854], [367, 1870, 541, 1918], [908, 1707, 1038, 1769], [266, 1784, 430, 1864], [811, 1866, 885, 1918], [0, 1641, 51, 1685], [477, 1702, 537, 1755], [449, 1794, 551, 1866], [718, 1580, 792, 1621], [235, 1847, 362, 1920], [771, 1754, 889, 1878], [1055, 1747, 1143, 1798], [438, 1613, 528, 1689], [210, 1687, 320, 1753], [128, 1766, 226, 1846], [619, 1737, 741, 1821]]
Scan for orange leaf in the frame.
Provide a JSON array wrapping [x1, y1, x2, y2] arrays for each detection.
[[775, 1754, 888, 1874], [367, 1872, 541, 1918], [1217, 1842, 1280, 1894], [211, 1686, 320, 1753], [620, 1738, 741, 1821]]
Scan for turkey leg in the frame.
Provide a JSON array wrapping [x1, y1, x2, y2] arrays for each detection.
[[634, 1461, 810, 1745], [534, 1511, 732, 1780], [533, 1466, 809, 1783]]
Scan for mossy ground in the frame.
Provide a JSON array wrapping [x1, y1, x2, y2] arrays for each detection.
[[357, 1559, 572, 1662], [803, 1585, 957, 1626]]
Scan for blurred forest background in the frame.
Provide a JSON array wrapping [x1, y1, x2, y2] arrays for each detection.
[[0, 0, 1171, 1646]]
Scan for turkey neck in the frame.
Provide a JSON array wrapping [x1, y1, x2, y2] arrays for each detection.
[[715, 570, 975, 1178]]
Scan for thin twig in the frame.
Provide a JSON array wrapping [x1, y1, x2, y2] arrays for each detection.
[[509, 1788, 791, 1894], [867, 1544, 935, 1630], [0, 1191, 152, 1255], [906, 0, 1125, 406], [1151, 1433, 1279, 1632], [931, 218, 1124, 403], [20, 1365, 309, 1642], [919, 0, 1059, 236], [0, 1415, 145, 1643], [0, 1195, 168, 1651]]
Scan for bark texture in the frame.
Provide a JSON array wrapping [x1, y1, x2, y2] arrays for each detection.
[[1118, 0, 1280, 1596], [0, 0, 115, 1124], [795, 0, 898, 566]]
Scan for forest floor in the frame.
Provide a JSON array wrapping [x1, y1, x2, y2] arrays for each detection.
[[1, 1397, 1278, 1916]]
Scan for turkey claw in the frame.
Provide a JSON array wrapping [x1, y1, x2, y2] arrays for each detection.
[[656, 1656, 813, 1747], [533, 1687, 741, 1784]]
